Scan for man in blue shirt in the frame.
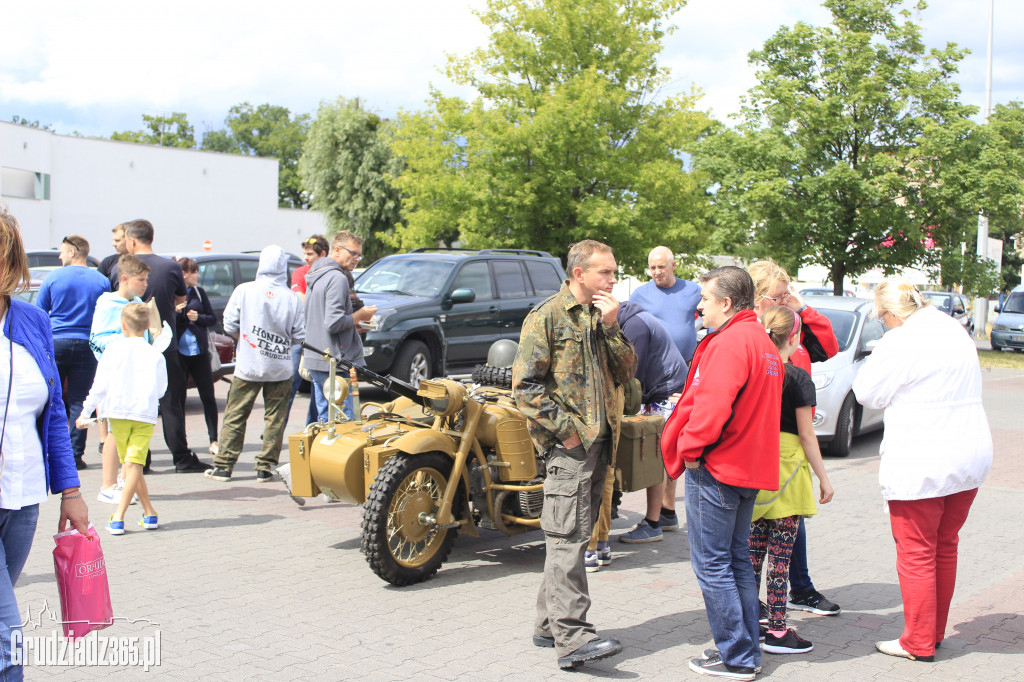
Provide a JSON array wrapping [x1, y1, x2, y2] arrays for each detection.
[[37, 236, 112, 469], [622, 246, 700, 541]]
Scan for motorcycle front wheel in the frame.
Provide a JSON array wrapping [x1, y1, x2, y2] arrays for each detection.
[[361, 452, 459, 586]]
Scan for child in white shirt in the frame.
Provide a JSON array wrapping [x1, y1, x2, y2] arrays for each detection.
[[78, 303, 167, 535]]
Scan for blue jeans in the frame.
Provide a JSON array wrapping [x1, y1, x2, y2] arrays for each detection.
[[53, 337, 97, 459], [685, 464, 761, 670], [788, 517, 815, 595], [0, 505, 40, 682], [307, 370, 354, 422], [287, 345, 303, 413]]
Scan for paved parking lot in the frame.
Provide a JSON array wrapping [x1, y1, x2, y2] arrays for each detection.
[[16, 368, 1024, 680]]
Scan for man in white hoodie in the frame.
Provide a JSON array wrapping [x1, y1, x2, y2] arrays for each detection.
[[205, 246, 306, 482]]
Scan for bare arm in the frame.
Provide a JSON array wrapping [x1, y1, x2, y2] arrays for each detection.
[[796, 406, 833, 504]]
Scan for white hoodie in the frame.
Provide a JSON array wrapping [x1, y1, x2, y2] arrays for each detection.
[[853, 305, 992, 501], [223, 245, 305, 382], [82, 335, 168, 424]]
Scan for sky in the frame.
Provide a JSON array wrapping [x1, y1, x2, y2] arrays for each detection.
[[3, 0, 1023, 139]]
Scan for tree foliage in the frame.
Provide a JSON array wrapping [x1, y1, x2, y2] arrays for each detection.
[[695, 0, 994, 294], [390, 0, 714, 272], [112, 112, 196, 148], [298, 98, 404, 262], [10, 116, 54, 131], [200, 103, 311, 208]]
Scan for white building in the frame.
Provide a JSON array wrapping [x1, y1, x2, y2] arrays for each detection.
[[0, 121, 326, 257]]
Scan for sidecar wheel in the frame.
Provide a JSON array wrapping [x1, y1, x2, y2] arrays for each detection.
[[361, 452, 459, 586]]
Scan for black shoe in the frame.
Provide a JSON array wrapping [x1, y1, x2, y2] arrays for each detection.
[[74, 456, 87, 470], [533, 635, 555, 648], [688, 655, 755, 680], [788, 589, 841, 615], [204, 467, 231, 482], [255, 470, 273, 483], [557, 638, 622, 670], [763, 628, 814, 654], [175, 455, 211, 473]]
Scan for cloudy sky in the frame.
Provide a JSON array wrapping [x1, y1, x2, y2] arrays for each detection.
[[3, 0, 1022, 138]]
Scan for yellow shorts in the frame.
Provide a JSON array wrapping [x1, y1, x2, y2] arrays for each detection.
[[108, 419, 153, 466]]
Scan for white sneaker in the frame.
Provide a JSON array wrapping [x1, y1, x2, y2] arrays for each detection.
[[97, 486, 122, 504]]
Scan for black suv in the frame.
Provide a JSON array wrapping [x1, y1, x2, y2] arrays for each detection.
[[355, 248, 567, 384]]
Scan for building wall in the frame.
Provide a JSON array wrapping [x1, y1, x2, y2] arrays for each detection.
[[0, 122, 326, 259]]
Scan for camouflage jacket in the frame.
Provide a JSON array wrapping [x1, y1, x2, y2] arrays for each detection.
[[512, 283, 637, 454]]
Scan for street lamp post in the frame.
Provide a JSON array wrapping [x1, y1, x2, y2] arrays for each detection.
[[973, 0, 994, 339]]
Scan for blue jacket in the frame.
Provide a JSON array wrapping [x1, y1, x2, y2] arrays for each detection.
[[5, 299, 80, 495]]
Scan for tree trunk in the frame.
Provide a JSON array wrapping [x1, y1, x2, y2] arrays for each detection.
[[831, 261, 847, 296]]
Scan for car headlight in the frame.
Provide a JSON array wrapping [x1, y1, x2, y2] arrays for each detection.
[[992, 323, 1008, 332], [812, 372, 834, 390], [368, 307, 397, 331]]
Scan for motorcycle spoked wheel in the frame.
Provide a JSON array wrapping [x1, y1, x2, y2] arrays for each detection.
[[361, 452, 460, 586]]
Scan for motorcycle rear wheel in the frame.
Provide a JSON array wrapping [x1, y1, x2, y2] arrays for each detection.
[[361, 452, 459, 586]]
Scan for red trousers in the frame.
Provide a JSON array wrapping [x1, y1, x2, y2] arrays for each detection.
[[888, 488, 978, 657]]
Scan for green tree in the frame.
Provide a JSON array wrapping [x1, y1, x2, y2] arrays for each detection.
[[695, 0, 977, 294], [201, 103, 311, 208], [390, 0, 714, 272], [907, 102, 1024, 296], [111, 112, 195, 148], [10, 116, 54, 131], [298, 98, 404, 262]]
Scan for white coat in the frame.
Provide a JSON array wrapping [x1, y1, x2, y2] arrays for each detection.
[[852, 305, 992, 501]]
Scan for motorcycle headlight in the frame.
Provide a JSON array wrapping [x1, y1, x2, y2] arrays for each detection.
[[417, 378, 467, 418], [812, 372, 834, 390], [992, 323, 1008, 332]]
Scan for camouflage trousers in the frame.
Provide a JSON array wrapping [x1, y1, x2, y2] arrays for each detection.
[[214, 376, 292, 472], [534, 439, 610, 658]]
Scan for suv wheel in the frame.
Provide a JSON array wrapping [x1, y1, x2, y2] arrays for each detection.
[[393, 340, 432, 388]]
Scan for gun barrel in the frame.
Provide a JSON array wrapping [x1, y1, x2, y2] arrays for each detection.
[[300, 343, 423, 404]]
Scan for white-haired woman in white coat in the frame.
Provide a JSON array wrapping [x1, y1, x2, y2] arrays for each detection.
[[852, 280, 992, 663]]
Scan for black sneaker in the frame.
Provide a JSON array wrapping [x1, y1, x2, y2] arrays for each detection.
[[255, 470, 273, 483], [702, 649, 761, 674], [759, 625, 766, 642], [688, 655, 755, 680], [204, 467, 232, 482], [763, 628, 814, 654], [788, 590, 841, 615], [74, 456, 87, 470], [759, 600, 769, 625]]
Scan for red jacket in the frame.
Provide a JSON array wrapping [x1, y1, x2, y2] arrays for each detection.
[[793, 305, 838, 369], [790, 306, 838, 418], [662, 309, 783, 490]]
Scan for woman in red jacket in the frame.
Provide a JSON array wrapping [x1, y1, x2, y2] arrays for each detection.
[[748, 259, 842, 618]]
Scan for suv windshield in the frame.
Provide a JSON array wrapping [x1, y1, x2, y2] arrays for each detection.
[[356, 259, 456, 297], [815, 309, 858, 352], [1003, 292, 1024, 314]]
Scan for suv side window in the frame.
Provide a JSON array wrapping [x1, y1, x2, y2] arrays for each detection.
[[859, 317, 886, 351], [952, 296, 966, 315], [524, 261, 562, 297], [238, 259, 258, 284], [451, 262, 494, 301], [198, 260, 236, 298], [493, 261, 528, 299]]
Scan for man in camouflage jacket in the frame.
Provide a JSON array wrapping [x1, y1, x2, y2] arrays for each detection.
[[512, 240, 636, 670]]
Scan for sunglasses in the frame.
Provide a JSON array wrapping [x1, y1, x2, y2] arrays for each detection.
[[61, 237, 78, 251], [339, 245, 363, 261]]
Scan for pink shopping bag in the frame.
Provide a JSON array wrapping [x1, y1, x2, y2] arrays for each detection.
[[52, 524, 113, 639]]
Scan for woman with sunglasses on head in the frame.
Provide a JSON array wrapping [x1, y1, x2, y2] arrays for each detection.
[[748, 259, 842, 619], [173, 258, 219, 456], [853, 280, 991, 662], [0, 205, 90, 681]]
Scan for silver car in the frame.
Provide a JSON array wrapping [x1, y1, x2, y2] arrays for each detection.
[[806, 296, 887, 457]]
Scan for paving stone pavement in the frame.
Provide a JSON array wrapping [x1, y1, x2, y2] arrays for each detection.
[[15, 368, 1024, 679]]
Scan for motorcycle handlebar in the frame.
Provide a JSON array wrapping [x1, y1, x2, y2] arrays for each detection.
[[300, 344, 423, 404]]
